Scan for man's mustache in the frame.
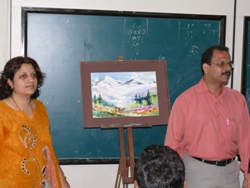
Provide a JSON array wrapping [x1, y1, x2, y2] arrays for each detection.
[[222, 71, 231, 76]]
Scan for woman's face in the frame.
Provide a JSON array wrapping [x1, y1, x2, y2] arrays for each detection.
[[8, 63, 38, 97]]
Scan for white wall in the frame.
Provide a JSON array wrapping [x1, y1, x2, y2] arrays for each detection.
[[234, 0, 250, 91], [0, 0, 10, 67], [0, 0, 248, 187], [61, 164, 119, 188]]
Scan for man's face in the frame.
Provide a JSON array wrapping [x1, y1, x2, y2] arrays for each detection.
[[204, 49, 232, 85]]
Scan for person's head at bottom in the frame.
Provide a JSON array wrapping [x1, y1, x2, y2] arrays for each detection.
[[134, 144, 185, 188]]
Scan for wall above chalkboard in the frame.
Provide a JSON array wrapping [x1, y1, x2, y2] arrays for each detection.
[[22, 7, 225, 164]]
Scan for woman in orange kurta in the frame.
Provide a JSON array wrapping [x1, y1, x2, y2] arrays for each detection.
[[0, 56, 70, 188]]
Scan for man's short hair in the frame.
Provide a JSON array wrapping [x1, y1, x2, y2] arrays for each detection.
[[200, 45, 229, 75], [135, 144, 185, 188]]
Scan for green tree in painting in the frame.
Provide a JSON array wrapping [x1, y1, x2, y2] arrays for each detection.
[[134, 91, 153, 107], [97, 94, 103, 105], [93, 94, 97, 104], [134, 94, 144, 106], [134, 94, 138, 102], [138, 95, 143, 107], [146, 90, 152, 106]]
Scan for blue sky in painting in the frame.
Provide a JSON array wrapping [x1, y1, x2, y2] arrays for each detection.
[[91, 71, 156, 82]]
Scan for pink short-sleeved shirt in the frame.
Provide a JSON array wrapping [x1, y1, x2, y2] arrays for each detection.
[[165, 78, 250, 177]]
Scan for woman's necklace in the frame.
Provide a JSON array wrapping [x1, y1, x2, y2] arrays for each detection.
[[11, 96, 32, 111], [11, 96, 22, 111]]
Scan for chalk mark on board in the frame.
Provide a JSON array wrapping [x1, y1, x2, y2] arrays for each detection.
[[60, 18, 75, 28], [190, 45, 199, 56], [82, 40, 92, 60], [158, 55, 166, 60], [178, 21, 219, 41], [123, 18, 149, 58]]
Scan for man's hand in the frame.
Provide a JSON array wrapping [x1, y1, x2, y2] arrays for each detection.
[[243, 174, 250, 188]]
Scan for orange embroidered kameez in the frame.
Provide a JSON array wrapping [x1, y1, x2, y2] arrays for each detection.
[[0, 100, 61, 188]]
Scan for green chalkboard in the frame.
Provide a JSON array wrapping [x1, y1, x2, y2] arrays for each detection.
[[242, 17, 250, 113], [22, 8, 225, 163]]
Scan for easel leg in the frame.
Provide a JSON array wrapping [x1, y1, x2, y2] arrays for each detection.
[[114, 164, 122, 188], [119, 128, 128, 181], [114, 163, 129, 188], [115, 127, 135, 188], [127, 127, 135, 180]]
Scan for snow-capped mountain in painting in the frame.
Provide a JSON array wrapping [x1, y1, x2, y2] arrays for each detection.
[[90, 71, 159, 118], [91, 75, 157, 108]]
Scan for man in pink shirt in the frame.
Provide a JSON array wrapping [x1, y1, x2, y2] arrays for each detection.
[[165, 45, 250, 188]]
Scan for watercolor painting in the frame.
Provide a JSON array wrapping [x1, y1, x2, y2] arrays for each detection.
[[91, 71, 159, 118], [80, 60, 170, 128]]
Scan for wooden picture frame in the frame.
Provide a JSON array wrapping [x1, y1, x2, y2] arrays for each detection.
[[80, 60, 170, 128]]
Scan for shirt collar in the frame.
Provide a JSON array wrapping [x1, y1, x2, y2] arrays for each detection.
[[195, 78, 226, 96]]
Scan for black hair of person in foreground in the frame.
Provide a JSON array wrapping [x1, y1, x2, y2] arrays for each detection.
[[134, 144, 185, 188]]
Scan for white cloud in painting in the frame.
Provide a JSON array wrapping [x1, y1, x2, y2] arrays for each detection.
[[91, 72, 157, 107]]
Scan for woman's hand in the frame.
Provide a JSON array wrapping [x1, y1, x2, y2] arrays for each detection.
[[58, 164, 70, 188]]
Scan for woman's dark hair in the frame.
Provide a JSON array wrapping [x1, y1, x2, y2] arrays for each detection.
[[0, 56, 45, 99], [201, 45, 229, 75]]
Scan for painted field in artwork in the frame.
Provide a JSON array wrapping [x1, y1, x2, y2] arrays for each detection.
[[91, 71, 159, 118]]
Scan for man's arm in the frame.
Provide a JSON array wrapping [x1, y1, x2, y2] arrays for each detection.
[[164, 97, 185, 158]]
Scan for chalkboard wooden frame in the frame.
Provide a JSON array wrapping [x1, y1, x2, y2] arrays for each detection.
[[80, 60, 170, 128], [21, 7, 226, 164], [21, 7, 226, 54], [242, 17, 250, 107]]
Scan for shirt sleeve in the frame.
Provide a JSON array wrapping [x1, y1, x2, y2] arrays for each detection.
[[238, 97, 250, 178], [164, 96, 185, 158]]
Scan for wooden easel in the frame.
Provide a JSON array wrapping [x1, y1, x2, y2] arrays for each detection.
[[101, 123, 151, 188], [99, 56, 152, 187]]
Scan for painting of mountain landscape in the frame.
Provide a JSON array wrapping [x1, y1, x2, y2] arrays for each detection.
[[91, 71, 159, 118]]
